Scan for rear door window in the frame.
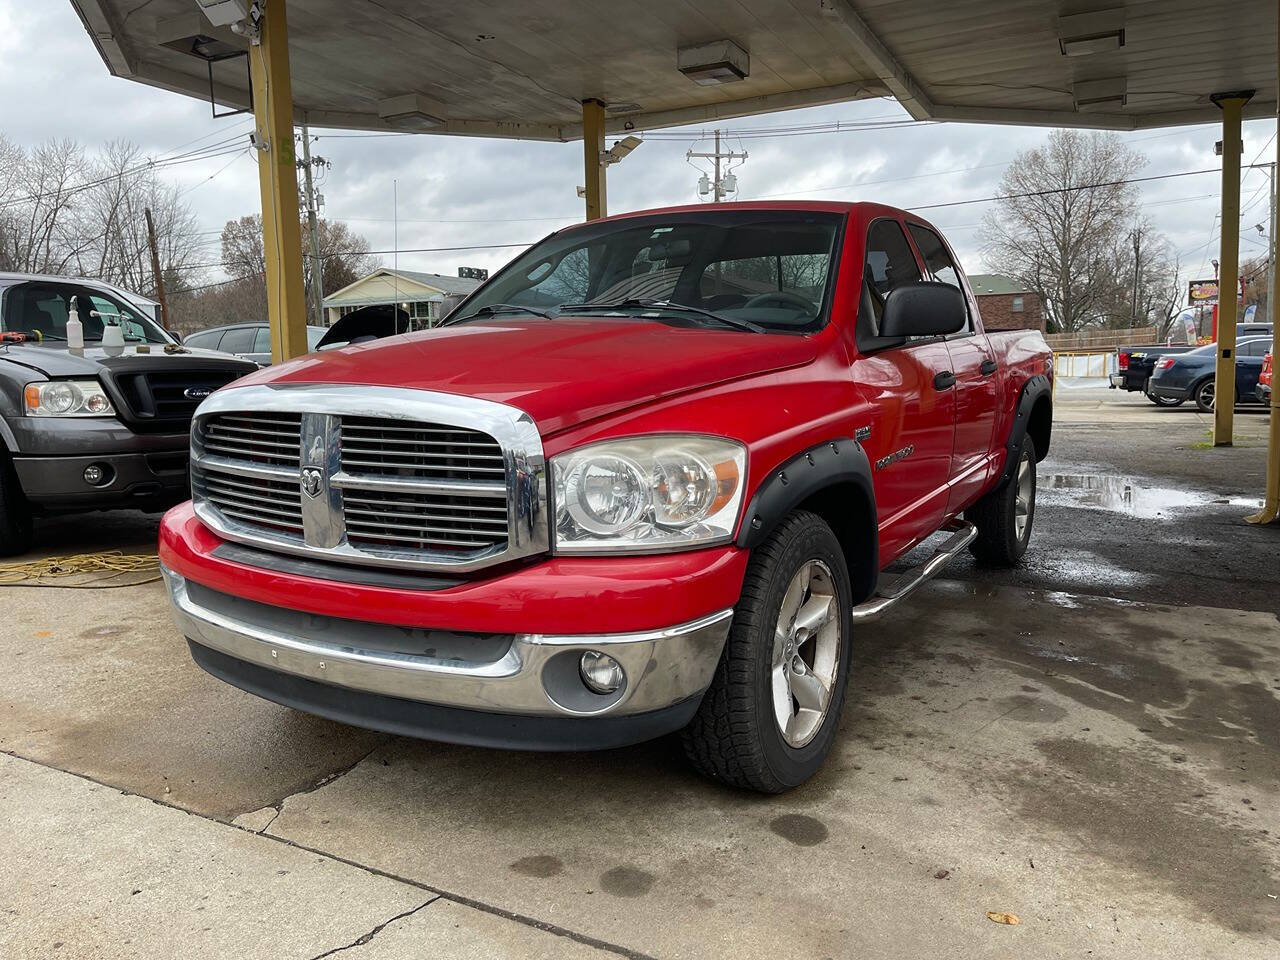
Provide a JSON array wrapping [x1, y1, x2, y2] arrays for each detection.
[[219, 327, 256, 354], [252, 326, 272, 354], [183, 330, 222, 349]]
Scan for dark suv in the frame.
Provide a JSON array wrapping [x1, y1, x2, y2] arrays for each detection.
[[0, 273, 256, 554]]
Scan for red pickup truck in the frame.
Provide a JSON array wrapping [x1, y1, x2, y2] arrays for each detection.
[[159, 202, 1052, 792]]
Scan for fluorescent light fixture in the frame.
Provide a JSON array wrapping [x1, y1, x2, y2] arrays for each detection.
[[377, 94, 447, 131], [1058, 9, 1125, 57], [677, 40, 749, 85], [158, 13, 241, 59], [1073, 77, 1127, 110], [196, 0, 248, 28]]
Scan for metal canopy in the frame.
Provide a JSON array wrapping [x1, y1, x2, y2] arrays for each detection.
[[71, 0, 1279, 140]]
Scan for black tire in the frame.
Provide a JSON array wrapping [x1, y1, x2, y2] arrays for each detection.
[[966, 435, 1036, 566], [1193, 377, 1236, 414], [0, 451, 33, 557], [1147, 391, 1184, 408], [1193, 378, 1216, 413], [681, 510, 853, 793]]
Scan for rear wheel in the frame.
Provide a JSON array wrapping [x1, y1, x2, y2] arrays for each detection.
[[0, 452, 33, 557], [681, 511, 853, 793], [966, 435, 1036, 566]]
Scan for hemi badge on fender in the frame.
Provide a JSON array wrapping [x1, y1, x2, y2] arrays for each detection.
[[854, 425, 872, 443], [875, 444, 915, 471]]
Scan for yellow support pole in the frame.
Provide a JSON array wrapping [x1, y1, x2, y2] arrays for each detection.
[[248, 0, 309, 363], [1210, 90, 1253, 446], [582, 99, 607, 221], [1247, 11, 1280, 524]]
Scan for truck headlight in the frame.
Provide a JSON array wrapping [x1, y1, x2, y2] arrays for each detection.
[[24, 380, 114, 417], [552, 435, 746, 553]]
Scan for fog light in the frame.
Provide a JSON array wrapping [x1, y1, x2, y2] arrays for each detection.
[[579, 651, 625, 695], [83, 464, 107, 486]]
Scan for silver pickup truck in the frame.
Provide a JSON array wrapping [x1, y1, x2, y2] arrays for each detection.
[[0, 272, 255, 554]]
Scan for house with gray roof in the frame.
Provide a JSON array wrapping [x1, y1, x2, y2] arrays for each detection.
[[321, 268, 482, 329]]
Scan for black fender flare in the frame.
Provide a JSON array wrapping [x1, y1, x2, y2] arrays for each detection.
[[998, 374, 1051, 484], [736, 438, 876, 558]]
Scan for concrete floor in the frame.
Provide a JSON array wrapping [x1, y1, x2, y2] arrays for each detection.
[[1, 385, 1278, 958]]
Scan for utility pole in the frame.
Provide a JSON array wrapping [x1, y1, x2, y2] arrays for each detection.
[[714, 130, 722, 202], [298, 123, 326, 327], [1130, 228, 1141, 324], [1269, 162, 1277, 321], [143, 207, 169, 330], [688, 130, 748, 202]]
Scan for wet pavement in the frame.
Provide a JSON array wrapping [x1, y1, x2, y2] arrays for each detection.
[[1, 380, 1278, 958]]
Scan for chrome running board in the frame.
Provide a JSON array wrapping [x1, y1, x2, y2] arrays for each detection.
[[850, 519, 977, 623]]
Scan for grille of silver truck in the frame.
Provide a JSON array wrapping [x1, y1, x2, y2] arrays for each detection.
[[188, 386, 548, 573]]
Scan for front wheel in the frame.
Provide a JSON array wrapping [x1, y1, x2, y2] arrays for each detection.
[[681, 511, 853, 793], [0, 452, 33, 557], [966, 435, 1036, 566]]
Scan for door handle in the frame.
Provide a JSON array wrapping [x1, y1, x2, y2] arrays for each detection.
[[933, 370, 956, 390], [980, 358, 998, 376]]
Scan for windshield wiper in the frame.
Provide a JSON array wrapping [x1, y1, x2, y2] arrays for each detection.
[[440, 303, 552, 327], [560, 298, 765, 334]]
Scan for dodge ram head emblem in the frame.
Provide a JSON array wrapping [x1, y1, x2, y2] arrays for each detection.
[[300, 466, 324, 499]]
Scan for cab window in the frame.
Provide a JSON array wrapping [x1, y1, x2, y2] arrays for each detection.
[[859, 219, 922, 345]]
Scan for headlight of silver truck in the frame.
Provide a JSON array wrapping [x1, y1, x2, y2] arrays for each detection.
[[23, 379, 114, 417], [552, 435, 747, 553]]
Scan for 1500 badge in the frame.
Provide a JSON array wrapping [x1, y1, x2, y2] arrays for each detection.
[[875, 444, 915, 471]]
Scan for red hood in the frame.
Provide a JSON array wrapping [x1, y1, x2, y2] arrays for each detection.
[[240, 317, 818, 435]]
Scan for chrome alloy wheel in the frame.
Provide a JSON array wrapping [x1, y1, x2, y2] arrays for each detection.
[[771, 559, 842, 748], [1014, 452, 1034, 542], [1197, 379, 1216, 410]]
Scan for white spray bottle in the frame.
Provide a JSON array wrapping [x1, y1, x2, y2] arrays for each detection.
[[66, 296, 85, 354]]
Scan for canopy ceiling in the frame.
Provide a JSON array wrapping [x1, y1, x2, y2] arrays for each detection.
[[71, 0, 1278, 139]]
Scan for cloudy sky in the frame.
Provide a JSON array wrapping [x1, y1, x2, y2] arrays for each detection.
[[3, 1, 1276, 289]]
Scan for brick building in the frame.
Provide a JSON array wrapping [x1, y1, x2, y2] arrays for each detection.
[[967, 274, 1045, 332]]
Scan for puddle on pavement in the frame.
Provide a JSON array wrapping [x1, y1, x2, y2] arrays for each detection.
[[1040, 474, 1262, 519]]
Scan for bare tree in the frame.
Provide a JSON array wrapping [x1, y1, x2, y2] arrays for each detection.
[[218, 213, 378, 321], [0, 137, 203, 298], [979, 129, 1146, 333], [0, 138, 88, 275]]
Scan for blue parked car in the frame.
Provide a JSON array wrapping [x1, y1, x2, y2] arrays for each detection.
[[1148, 336, 1273, 412]]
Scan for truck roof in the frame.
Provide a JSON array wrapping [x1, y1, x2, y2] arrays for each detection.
[[564, 199, 920, 229], [0, 271, 161, 315]]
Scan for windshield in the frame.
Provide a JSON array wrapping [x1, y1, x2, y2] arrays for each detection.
[[454, 210, 843, 334], [0, 280, 172, 344]]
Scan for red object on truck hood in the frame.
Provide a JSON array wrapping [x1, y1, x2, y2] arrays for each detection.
[[234, 317, 820, 435]]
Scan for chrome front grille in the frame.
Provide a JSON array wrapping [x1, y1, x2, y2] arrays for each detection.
[[194, 413, 306, 539], [202, 413, 303, 468], [342, 488, 509, 551], [339, 417, 506, 481], [189, 386, 547, 572]]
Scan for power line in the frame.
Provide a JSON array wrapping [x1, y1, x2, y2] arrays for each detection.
[[906, 166, 1252, 213], [0, 138, 250, 210]]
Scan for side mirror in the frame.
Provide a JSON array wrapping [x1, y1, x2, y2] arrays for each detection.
[[880, 282, 967, 339]]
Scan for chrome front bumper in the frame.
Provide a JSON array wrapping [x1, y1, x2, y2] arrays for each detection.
[[163, 568, 733, 720]]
